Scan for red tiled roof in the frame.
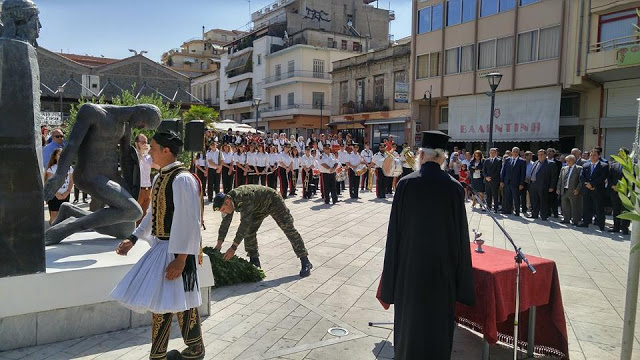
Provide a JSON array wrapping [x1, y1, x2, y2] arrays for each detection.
[[57, 53, 120, 67]]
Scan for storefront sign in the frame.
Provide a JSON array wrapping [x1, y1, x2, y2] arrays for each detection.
[[41, 112, 62, 125], [448, 86, 560, 142], [394, 82, 408, 103], [617, 45, 640, 66]]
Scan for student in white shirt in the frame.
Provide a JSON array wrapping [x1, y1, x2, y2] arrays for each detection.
[[290, 147, 301, 196], [45, 148, 74, 225], [206, 142, 221, 201], [336, 144, 349, 194], [278, 145, 293, 198], [360, 142, 374, 191], [220, 143, 235, 193], [318, 144, 338, 204], [234, 145, 249, 187], [245, 143, 257, 185], [254, 143, 269, 186], [134, 134, 157, 225], [372, 144, 387, 199], [300, 147, 315, 199], [267, 145, 280, 190], [346, 144, 363, 199]]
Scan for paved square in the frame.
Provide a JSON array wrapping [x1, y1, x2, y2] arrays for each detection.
[[3, 189, 640, 359]]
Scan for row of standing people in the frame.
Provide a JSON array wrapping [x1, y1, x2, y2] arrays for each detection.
[[449, 145, 628, 234]]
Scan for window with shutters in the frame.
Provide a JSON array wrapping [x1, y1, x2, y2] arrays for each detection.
[[538, 26, 560, 60], [287, 60, 295, 77], [430, 52, 441, 77], [313, 59, 325, 78], [440, 107, 449, 124], [517, 30, 538, 63], [356, 79, 365, 107], [460, 44, 474, 72], [274, 95, 281, 110], [341, 40, 348, 50], [478, 39, 496, 69], [417, 54, 429, 79], [312, 92, 325, 109], [374, 75, 384, 108], [445, 47, 460, 75], [288, 92, 294, 107], [340, 81, 349, 107], [275, 64, 281, 81]]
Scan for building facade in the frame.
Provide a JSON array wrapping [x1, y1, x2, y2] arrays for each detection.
[[410, 0, 587, 153], [38, 48, 191, 124], [219, 0, 394, 135], [191, 71, 221, 108], [329, 40, 412, 146], [161, 29, 246, 78]]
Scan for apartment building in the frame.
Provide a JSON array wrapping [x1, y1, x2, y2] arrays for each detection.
[[219, 0, 394, 135], [161, 28, 246, 77], [191, 71, 221, 108], [563, 0, 640, 157], [410, 0, 588, 153], [329, 40, 412, 146]]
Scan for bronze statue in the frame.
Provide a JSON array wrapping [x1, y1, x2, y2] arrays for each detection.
[[0, 0, 41, 47], [43, 103, 162, 245]]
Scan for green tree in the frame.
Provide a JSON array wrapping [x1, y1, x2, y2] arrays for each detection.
[[182, 104, 219, 127], [167, 56, 174, 67]]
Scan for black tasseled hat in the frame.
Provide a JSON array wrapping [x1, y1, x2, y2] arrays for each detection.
[[421, 131, 450, 150]]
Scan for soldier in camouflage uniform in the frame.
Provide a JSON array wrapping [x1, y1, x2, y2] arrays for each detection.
[[213, 185, 313, 277]]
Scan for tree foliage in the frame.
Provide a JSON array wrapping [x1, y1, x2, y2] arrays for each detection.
[[612, 149, 640, 252], [182, 104, 219, 127]]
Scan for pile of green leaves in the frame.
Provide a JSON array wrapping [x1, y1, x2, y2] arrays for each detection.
[[203, 247, 265, 288], [612, 149, 640, 252]]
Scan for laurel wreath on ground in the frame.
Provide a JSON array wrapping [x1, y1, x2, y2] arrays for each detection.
[[203, 247, 266, 288]]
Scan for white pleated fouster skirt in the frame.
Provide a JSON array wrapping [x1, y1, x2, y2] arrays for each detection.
[[110, 239, 202, 314]]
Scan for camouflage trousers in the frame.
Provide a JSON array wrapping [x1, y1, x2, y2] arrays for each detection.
[[243, 198, 308, 259]]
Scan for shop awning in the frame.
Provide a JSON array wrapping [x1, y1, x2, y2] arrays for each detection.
[[363, 118, 408, 125], [448, 86, 561, 142], [226, 52, 251, 72], [232, 79, 251, 100]]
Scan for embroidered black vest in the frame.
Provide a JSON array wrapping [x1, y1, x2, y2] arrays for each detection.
[[151, 165, 188, 240]]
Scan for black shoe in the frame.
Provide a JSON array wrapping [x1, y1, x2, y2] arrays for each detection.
[[527, 215, 538, 219], [83, 200, 88, 204], [73, 199, 78, 204], [514, 212, 520, 216], [599, 225, 605, 231], [501, 211, 511, 215], [249, 257, 261, 268], [607, 228, 620, 233], [577, 223, 589, 228], [300, 257, 313, 278], [560, 221, 570, 224], [623, 229, 630, 235]]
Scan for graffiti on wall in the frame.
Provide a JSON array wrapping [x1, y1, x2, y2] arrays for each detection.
[[303, 7, 330, 22]]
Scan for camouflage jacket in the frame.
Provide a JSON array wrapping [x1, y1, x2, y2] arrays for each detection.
[[218, 185, 282, 244]]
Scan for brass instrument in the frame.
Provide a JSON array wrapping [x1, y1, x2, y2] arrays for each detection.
[[355, 164, 368, 176], [401, 147, 417, 170], [367, 167, 374, 191], [303, 168, 310, 193]]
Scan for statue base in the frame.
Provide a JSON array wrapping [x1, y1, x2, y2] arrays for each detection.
[[0, 232, 214, 351]]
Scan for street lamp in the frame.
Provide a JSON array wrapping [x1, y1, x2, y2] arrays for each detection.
[[422, 84, 432, 128], [57, 85, 65, 125], [315, 98, 324, 133], [485, 72, 503, 153], [253, 97, 262, 134]]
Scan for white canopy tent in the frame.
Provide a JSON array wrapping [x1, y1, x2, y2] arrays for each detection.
[[212, 119, 263, 134]]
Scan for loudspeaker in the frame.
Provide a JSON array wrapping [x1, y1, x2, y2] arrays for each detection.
[[184, 120, 205, 152], [156, 119, 184, 138]]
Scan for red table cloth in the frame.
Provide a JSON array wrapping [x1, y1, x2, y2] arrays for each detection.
[[455, 244, 568, 358]]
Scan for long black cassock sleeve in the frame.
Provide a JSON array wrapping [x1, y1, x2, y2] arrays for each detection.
[[452, 182, 475, 306], [379, 177, 404, 305]]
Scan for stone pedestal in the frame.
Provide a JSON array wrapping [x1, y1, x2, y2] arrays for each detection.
[[0, 38, 45, 277]]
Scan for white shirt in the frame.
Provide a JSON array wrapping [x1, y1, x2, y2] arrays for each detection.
[[246, 152, 256, 167], [278, 153, 292, 168], [300, 154, 314, 168], [206, 149, 220, 169], [291, 157, 300, 169], [337, 150, 349, 164], [255, 152, 269, 167], [565, 165, 575, 189], [317, 142, 324, 152], [268, 153, 279, 166], [461, 159, 471, 168], [233, 152, 246, 165], [361, 149, 373, 164], [221, 151, 234, 165], [318, 153, 336, 173], [139, 154, 153, 188], [47, 164, 73, 194], [195, 153, 206, 167], [347, 152, 362, 167], [372, 152, 386, 168]]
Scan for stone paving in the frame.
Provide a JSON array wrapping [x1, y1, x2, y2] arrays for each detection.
[[4, 187, 640, 359]]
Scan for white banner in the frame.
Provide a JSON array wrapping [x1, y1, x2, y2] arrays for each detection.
[[448, 86, 561, 142], [40, 112, 62, 125]]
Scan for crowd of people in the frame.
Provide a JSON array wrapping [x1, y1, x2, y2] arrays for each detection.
[[191, 128, 413, 205], [446, 145, 629, 234]]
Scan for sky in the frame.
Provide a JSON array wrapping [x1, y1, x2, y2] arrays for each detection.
[[35, 0, 412, 62]]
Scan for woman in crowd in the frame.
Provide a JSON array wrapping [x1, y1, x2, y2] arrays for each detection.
[[278, 145, 292, 198], [220, 143, 235, 193], [254, 143, 269, 186], [246, 143, 257, 184], [459, 163, 470, 201], [469, 150, 485, 209], [234, 145, 248, 187], [297, 136, 305, 154], [45, 149, 74, 225], [267, 145, 279, 189], [449, 152, 462, 181]]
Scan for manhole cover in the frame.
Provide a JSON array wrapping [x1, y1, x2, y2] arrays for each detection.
[[327, 327, 349, 337]]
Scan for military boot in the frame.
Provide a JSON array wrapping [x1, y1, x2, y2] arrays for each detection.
[[249, 256, 261, 268], [300, 256, 313, 278]]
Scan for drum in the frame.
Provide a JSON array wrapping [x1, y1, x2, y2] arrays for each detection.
[[382, 154, 403, 177], [312, 169, 321, 176], [335, 166, 346, 182], [355, 164, 368, 176]]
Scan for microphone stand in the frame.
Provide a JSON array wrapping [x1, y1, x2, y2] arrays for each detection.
[[468, 186, 536, 360]]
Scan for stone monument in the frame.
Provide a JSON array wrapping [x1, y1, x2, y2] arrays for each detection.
[[43, 103, 162, 245], [0, 0, 45, 277]]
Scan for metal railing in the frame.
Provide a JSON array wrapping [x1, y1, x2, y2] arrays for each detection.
[[589, 34, 640, 52], [264, 70, 331, 84], [260, 103, 333, 113], [338, 99, 391, 115]]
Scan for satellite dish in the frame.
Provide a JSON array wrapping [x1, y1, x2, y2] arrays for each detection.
[[347, 19, 353, 27]]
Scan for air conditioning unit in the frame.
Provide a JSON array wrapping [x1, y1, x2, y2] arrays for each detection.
[[81, 75, 100, 97]]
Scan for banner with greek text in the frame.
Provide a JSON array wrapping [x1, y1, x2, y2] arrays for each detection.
[[448, 86, 560, 142]]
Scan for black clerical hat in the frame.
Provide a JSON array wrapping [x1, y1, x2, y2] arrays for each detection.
[[421, 131, 450, 150], [212, 192, 227, 211]]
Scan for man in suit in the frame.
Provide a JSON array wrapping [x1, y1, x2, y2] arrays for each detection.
[[528, 149, 557, 220], [572, 148, 586, 167], [608, 148, 630, 235], [222, 128, 235, 144], [521, 151, 534, 215], [578, 149, 609, 231], [556, 155, 583, 225], [483, 147, 502, 213], [547, 148, 562, 218], [500, 147, 527, 216]]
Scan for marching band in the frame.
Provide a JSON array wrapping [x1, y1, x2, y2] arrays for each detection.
[[195, 132, 419, 204]]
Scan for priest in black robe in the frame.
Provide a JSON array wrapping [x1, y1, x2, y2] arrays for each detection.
[[379, 130, 475, 359]]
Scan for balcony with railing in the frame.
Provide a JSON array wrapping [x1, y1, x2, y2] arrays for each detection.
[[587, 34, 640, 81], [260, 103, 332, 117], [338, 99, 392, 115], [263, 70, 331, 88]]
